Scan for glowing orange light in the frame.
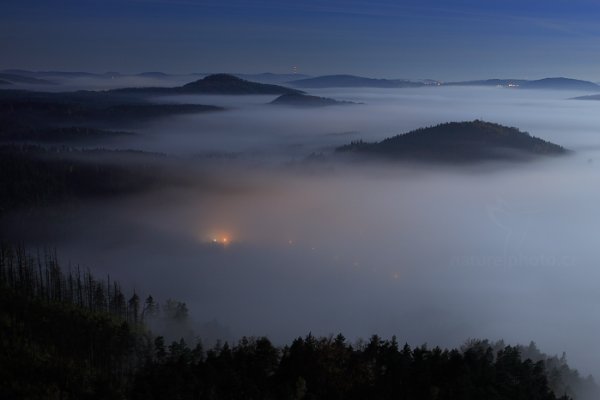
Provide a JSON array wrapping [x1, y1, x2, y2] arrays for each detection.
[[205, 230, 234, 246]]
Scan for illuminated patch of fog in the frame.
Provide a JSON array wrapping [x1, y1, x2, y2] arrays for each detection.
[[19, 153, 600, 377], [7, 85, 600, 376]]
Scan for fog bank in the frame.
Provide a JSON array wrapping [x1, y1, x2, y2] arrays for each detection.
[[4, 84, 600, 376]]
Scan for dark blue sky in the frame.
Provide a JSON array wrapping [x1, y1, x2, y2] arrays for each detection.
[[2, 0, 600, 80]]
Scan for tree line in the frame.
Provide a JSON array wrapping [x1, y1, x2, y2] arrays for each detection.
[[0, 243, 596, 399]]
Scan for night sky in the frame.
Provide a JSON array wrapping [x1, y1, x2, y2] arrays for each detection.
[[2, 0, 600, 80]]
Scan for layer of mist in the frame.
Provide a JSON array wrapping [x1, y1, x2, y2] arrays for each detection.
[[3, 83, 600, 378]]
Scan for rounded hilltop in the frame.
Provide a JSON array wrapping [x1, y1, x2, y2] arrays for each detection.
[[336, 120, 568, 163]]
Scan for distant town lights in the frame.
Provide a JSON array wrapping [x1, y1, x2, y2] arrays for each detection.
[[210, 236, 231, 245]]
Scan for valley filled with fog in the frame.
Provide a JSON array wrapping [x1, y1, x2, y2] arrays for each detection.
[[4, 81, 600, 377]]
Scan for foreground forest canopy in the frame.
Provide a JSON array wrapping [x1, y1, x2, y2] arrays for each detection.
[[0, 244, 597, 400]]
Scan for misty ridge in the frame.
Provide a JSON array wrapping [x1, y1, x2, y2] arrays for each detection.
[[4, 69, 600, 399]]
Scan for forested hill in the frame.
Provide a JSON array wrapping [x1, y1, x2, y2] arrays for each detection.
[[0, 88, 223, 143], [0, 146, 170, 214], [0, 244, 188, 399], [111, 73, 302, 95], [336, 120, 567, 162], [1, 244, 597, 399]]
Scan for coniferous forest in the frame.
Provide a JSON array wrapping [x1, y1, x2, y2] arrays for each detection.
[[1, 244, 597, 400]]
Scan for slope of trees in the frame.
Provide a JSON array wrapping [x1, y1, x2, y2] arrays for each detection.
[[110, 73, 302, 95], [0, 89, 223, 143], [0, 244, 190, 399], [0, 244, 596, 399], [0, 244, 146, 399], [336, 120, 567, 162], [0, 145, 168, 214]]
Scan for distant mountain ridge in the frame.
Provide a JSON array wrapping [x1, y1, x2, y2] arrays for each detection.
[[179, 74, 301, 94], [3, 69, 597, 92], [288, 74, 599, 91], [289, 74, 429, 88], [337, 120, 567, 163], [110, 74, 301, 95], [445, 77, 600, 91], [1, 69, 312, 83]]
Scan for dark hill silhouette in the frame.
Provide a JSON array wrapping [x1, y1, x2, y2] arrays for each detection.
[[446, 77, 600, 91], [336, 121, 567, 162], [0, 145, 172, 212], [289, 74, 425, 88], [0, 95, 222, 123], [270, 93, 356, 107], [180, 73, 300, 94], [0, 89, 224, 142], [522, 77, 599, 91], [111, 74, 302, 95]]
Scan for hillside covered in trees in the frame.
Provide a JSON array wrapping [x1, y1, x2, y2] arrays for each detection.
[[111, 73, 302, 95], [0, 89, 223, 143], [0, 145, 173, 215], [336, 120, 567, 163], [0, 244, 597, 400]]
